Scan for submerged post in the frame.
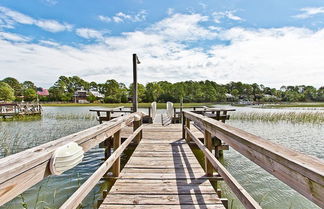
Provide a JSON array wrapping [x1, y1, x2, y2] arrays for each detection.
[[132, 53, 140, 113]]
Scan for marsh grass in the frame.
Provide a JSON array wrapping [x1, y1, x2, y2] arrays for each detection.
[[230, 111, 324, 124], [264, 103, 324, 108], [0, 115, 41, 122], [43, 112, 97, 120]]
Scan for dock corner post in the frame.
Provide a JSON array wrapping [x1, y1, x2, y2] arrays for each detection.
[[112, 130, 121, 177], [204, 130, 213, 176]]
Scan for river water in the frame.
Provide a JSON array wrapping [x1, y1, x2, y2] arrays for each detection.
[[0, 105, 323, 209]]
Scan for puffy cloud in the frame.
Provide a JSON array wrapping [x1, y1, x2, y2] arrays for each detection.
[[0, 31, 30, 42], [212, 10, 243, 23], [98, 10, 147, 23], [0, 6, 72, 32], [293, 7, 324, 19], [75, 28, 104, 40]]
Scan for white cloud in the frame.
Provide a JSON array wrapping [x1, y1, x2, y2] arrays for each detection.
[[76, 28, 104, 40], [98, 10, 147, 23], [98, 15, 111, 23], [148, 13, 216, 41], [212, 10, 243, 23], [0, 6, 72, 32], [35, 20, 72, 32], [167, 8, 174, 15], [42, 0, 58, 6], [0, 31, 30, 42], [0, 13, 323, 88], [293, 7, 324, 19]]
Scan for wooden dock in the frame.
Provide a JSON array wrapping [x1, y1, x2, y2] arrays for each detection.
[[0, 103, 41, 118], [0, 108, 323, 209], [99, 124, 225, 209]]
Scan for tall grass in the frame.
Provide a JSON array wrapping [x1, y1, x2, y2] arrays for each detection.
[[230, 111, 324, 124], [43, 112, 97, 120]]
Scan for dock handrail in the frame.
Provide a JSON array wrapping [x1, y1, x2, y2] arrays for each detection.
[[0, 112, 144, 206], [61, 121, 143, 209], [183, 111, 324, 208]]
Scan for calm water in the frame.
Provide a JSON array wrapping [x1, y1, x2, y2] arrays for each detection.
[[0, 105, 323, 209]]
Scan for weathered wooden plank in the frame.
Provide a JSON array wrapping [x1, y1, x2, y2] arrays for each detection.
[[102, 194, 222, 205], [100, 204, 224, 209], [111, 179, 212, 186], [109, 184, 216, 194], [184, 111, 324, 208], [118, 172, 210, 179]]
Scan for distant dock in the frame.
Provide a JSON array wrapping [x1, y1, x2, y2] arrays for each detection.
[[0, 103, 42, 119]]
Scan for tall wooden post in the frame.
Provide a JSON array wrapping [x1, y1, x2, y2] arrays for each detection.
[[134, 119, 142, 144], [204, 130, 213, 176], [182, 114, 185, 139], [112, 130, 121, 177], [133, 53, 138, 113], [185, 118, 190, 142]]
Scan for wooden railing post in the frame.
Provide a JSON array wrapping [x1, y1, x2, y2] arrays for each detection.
[[204, 130, 213, 176], [214, 138, 222, 159], [133, 119, 142, 144], [182, 114, 185, 139], [185, 117, 190, 142], [112, 130, 121, 177]]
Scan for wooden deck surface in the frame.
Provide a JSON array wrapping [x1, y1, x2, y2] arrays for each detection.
[[99, 124, 225, 209]]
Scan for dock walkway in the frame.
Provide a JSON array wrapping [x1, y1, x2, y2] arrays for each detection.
[[99, 124, 225, 209]]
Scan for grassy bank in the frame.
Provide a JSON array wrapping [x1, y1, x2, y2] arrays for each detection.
[[41, 102, 215, 109]]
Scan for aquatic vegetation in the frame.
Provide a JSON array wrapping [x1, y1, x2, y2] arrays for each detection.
[[43, 112, 97, 120], [230, 111, 324, 124]]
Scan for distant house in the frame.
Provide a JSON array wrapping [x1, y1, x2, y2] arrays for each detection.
[[225, 93, 235, 102], [89, 90, 104, 99], [74, 89, 88, 103], [37, 88, 49, 96]]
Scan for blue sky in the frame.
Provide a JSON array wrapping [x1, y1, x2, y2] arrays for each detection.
[[0, 0, 324, 88]]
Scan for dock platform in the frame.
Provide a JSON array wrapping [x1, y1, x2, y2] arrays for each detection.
[[99, 124, 225, 209]]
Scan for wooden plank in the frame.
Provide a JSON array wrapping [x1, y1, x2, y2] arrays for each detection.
[[112, 179, 212, 186], [102, 194, 222, 205], [131, 152, 196, 157], [100, 204, 224, 209], [60, 125, 143, 209], [109, 183, 216, 194], [184, 111, 324, 208], [186, 126, 261, 209]]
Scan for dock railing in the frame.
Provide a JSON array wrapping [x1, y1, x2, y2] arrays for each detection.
[[183, 111, 324, 208], [0, 112, 144, 207]]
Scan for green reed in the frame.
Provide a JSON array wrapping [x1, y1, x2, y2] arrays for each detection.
[[230, 111, 324, 124]]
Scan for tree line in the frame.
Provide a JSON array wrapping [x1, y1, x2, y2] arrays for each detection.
[[0, 76, 323, 103]]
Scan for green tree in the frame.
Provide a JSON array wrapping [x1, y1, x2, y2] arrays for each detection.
[[23, 88, 37, 101], [87, 93, 97, 103], [22, 81, 36, 90], [2, 77, 22, 97], [0, 82, 15, 101], [129, 83, 146, 102]]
